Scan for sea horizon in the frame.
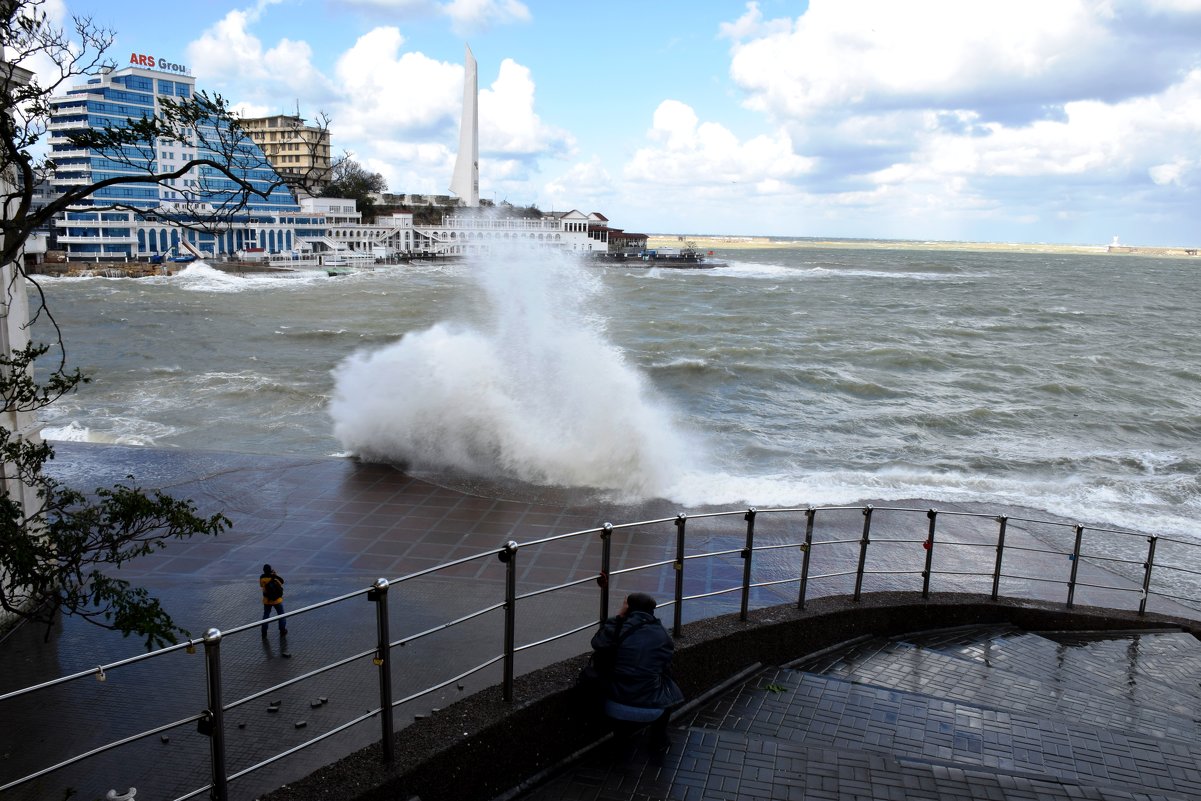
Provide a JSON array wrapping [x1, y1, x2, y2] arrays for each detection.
[[646, 232, 1200, 256]]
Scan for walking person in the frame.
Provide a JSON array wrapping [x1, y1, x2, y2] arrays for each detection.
[[590, 592, 684, 753], [259, 564, 288, 637]]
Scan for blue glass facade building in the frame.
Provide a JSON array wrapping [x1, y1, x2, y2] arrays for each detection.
[[48, 63, 323, 261]]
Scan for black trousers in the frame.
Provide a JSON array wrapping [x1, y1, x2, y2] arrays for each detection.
[[610, 708, 671, 749]]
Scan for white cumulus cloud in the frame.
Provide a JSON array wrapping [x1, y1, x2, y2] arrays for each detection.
[[700, 0, 1201, 242], [186, 4, 332, 103], [480, 58, 574, 157], [624, 99, 813, 188]]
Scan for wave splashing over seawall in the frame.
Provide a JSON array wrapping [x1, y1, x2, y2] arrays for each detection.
[[329, 248, 694, 499]]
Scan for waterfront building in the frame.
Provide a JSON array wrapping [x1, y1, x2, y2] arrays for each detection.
[[240, 113, 332, 196], [314, 199, 612, 258], [43, 49, 621, 266], [412, 209, 608, 256], [604, 226, 649, 253], [47, 58, 322, 261], [320, 204, 417, 259], [301, 196, 361, 226]]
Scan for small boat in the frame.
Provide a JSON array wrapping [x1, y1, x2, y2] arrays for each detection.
[[590, 248, 723, 269]]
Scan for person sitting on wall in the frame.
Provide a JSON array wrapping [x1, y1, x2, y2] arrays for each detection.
[[590, 591, 684, 753]]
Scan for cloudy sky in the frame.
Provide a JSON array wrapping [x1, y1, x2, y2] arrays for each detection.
[[48, 0, 1201, 245]]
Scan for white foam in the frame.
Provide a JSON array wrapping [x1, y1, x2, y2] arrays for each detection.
[[145, 261, 331, 293], [41, 421, 95, 442], [41, 419, 159, 446], [330, 247, 699, 498], [651, 357, 710, 371], [705, 261, 966, 281], [660, 462, 1201, 541]]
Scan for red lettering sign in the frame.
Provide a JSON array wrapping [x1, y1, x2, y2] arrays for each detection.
[[128, 52, 188, 73]]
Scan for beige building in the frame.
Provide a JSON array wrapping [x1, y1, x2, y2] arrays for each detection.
[[240, 113, 331, 196]]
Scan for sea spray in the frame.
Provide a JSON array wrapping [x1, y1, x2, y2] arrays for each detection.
[[329, 248, 695, 498]]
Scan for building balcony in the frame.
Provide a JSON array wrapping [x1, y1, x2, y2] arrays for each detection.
[[55, 234, 137, 244], [55, 219, 136, 229], [442, 216, 560, 231]]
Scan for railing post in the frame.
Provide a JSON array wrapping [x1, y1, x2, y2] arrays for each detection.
[[740, 508, 756, 621], [992, 516, 1008, 601], [797, 508, 814, 610], [673, 514, 686, 638], [368, 578, 395, 764], [1066, 524, 1084, 608], [1139, 535, 1157, 616], [201, 628, 228, 801], [854, 506, 873, 601], [922, 509, 937, 598], [599, 523, 613, 624], [498, 540, 518, 702]]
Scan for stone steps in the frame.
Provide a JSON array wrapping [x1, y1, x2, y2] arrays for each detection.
[[668, 727, 1186, 801], [519, 626, 1201, 800]]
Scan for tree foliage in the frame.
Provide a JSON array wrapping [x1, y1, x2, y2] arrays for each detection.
[[324, 158, 387, 221], [0, 354, 230, 649], [0, 0, 318, 647]]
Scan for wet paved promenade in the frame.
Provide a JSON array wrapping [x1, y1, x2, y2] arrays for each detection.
[[1, 444, 1198, 801], [2, 444, 643, 800]]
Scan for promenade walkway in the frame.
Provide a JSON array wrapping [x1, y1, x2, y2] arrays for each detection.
[[1, 444, 1197, 801]]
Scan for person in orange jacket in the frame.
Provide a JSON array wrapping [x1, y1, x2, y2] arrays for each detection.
[[259, 564, 288, 637]]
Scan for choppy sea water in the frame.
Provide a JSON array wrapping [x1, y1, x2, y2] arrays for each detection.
[[32, 244, 1201, 541]]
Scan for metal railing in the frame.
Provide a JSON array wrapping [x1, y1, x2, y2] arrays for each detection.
[[2, 503, 1199, 801]]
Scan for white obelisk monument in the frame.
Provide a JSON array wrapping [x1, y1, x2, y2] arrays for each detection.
[[449, 44, 479, 207]]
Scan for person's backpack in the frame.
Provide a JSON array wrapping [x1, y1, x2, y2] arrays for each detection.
[[264, 577, 283, 601], [576, 620, 632, 709]]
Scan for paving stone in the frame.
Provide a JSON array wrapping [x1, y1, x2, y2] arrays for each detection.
[[806, 632, 1201, 745]]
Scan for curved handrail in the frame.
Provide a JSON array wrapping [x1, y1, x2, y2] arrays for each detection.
[[1, 502, 1197, 801]]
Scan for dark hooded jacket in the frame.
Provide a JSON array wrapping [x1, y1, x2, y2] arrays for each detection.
[[590, 610, 684, 709]]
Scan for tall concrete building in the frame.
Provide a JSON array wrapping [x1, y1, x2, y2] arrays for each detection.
[[47, 57, 324, 260], [240, 113, 332, 197]]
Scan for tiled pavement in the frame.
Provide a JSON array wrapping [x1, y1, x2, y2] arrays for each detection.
[[2, 444, 1200, 801], [522, 626, 1201, 801]]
